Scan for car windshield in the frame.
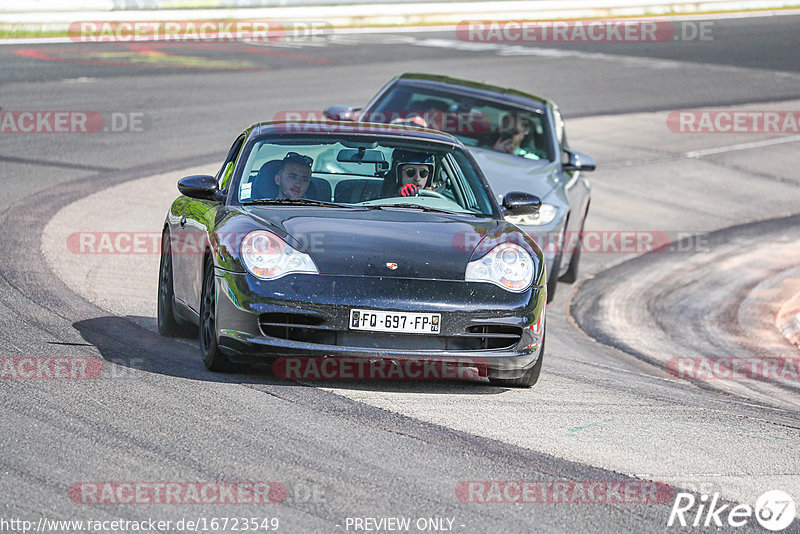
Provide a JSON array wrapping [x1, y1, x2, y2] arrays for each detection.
[[364, 84, 554, 161], [232, 135, 497, 217]]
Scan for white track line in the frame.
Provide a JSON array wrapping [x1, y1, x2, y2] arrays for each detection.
[[685, 134, 800, 158]]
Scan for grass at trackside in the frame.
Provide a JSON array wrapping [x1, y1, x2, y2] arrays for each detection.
[[0, 28, 67, 39], [1, 5, 799, 40]]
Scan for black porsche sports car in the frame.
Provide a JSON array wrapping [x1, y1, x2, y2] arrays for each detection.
[[158, 121, 548, 387]]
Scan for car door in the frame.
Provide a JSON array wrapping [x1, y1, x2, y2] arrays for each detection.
[[167, 195, 191, 307], [175, 134, 245, 313], [552, 105, 590, 268]]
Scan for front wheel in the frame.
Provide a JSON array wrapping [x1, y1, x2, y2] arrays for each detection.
[[545, 252, 561, 303], [158, 230, 186, 337], [199, 256, 234, 372], [488, 333, 545, 388], [560, 214, 586, 284]]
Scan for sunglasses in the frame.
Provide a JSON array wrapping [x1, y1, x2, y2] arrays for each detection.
[[403, 167, 430, 179], [284, 151, 313, 167]]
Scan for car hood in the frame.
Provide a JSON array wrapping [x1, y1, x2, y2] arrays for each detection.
[[243, 206, 499, 279], [468, 146, 560, 203]]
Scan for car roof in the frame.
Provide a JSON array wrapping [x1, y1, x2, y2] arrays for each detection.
[[249, 121, 464, 147], [393, 73, 551, 112]]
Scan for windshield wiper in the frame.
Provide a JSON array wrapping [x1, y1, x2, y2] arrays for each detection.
[[370, 203, 463, 215], [242, 198, 350, 208], [370, 204, 495, 218]]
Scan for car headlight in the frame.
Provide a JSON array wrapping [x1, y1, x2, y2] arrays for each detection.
[[505, 204, 558, 226], [240, 230, 318, 280], [465, 243, 534, 292]]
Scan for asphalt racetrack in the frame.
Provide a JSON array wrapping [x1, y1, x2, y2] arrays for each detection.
[[1, 13, 800, 533]]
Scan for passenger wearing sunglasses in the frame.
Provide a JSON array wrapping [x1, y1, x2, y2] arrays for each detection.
[[382, 148, 435, 198], [275, 152, 313, 199]]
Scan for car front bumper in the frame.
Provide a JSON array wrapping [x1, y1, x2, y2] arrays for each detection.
[[213, 269, 546, 379]]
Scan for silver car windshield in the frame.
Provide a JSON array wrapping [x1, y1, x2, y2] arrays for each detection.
[[366, 85, 554, 161]]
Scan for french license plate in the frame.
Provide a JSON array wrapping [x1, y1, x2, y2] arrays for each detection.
[[349, 309, 441, 334]]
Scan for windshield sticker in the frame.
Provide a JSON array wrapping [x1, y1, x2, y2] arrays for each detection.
[[240, 182, 252, 200]]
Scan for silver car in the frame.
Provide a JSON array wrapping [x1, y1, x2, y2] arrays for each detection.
[[325, 73, 595, 301]]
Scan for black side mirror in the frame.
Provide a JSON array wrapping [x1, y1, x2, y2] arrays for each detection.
[[323, 105, 361, 121], [178, 175, 224, 201], [562, 149, 596, 172], [503, 192, 542, 216]]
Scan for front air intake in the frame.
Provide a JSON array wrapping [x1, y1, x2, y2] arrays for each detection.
[[461, 325, 523, 350], [259, 313, 330, 342]]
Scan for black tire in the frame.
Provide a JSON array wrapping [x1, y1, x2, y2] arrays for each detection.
[[489, 332, 545, 388], [157, 230, 184, 337], [559, 216, 586, 284], [545, 252, 562, 303], [199, 255, 234, 372]]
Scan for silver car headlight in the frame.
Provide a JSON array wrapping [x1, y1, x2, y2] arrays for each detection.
[[505, 203, 558, 226], [240, 230, 318, 280], [465, 243, 534, 292]]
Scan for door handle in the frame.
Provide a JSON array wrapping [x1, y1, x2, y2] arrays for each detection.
[[180, 216, 187, 228]]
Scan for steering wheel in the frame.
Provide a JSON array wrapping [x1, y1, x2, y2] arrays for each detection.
[[418, 189, 449, 200]]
